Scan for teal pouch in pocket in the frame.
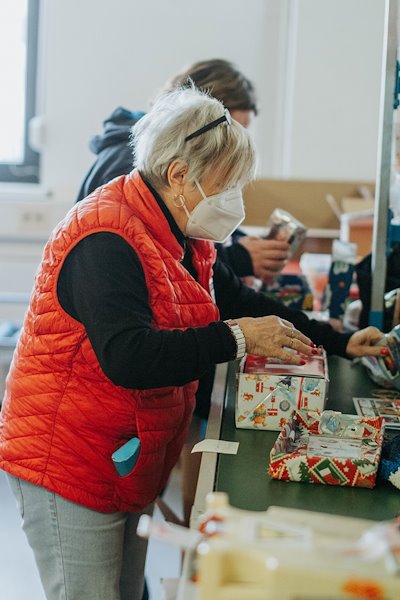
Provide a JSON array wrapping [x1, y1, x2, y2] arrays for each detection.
[[112, 437, 141, 477]]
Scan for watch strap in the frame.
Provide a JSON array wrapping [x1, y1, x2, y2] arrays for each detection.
[[224, 320, 246, 360]]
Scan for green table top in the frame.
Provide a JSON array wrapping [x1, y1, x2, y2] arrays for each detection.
[[214, 356, 400, 521]]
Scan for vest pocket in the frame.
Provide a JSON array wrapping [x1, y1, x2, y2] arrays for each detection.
[[114, 440, 166, 509]]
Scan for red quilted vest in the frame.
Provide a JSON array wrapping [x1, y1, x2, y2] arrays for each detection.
[[0, 171, 219, 512]]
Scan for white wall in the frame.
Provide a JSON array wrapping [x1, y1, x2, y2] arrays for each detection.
[[282, 0, 385, 180], [39, 0, 284, 205], [0, 0, 388, 318]]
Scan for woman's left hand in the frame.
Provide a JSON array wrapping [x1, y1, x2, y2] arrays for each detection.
[[346, 326, 386, 358]]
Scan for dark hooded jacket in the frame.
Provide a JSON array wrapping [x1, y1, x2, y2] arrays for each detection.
[[76, 108, 145, 202]]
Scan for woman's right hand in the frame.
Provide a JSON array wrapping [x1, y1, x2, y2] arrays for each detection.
[[234, 315, 314, 365], [238, 237, 289, 283]]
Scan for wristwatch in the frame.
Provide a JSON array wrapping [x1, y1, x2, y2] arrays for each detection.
[[224, 320, 247, 360]]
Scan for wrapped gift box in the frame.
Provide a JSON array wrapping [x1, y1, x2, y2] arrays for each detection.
[[262, 273, 314, 310], [235, 352, 328, 431], [269, 409, 385, 488]]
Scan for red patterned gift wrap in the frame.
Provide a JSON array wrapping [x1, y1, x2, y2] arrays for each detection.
[[269, 410, 385, 488]]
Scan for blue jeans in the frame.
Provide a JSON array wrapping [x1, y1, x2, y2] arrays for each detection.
[[6, 474, 152, 600]]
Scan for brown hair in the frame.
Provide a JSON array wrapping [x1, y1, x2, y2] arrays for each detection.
[[162, 58, 258, 115]]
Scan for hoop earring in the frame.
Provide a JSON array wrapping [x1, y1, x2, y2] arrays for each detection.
[[173, 194, 186, 208]]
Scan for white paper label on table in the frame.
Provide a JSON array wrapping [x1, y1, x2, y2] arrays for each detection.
[[191, 439, 239, 455]]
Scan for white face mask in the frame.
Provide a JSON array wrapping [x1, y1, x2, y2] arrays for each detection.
[[182, 179, 245, 243]]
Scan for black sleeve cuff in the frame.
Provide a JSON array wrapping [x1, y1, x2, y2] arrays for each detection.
[[216, 242, 254, 277]]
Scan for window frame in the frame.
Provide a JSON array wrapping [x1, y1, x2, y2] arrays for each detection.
[[0, 0, 40, 184]]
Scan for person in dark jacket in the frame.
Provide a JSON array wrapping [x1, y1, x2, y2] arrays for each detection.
[[76, 108, 145, 203]]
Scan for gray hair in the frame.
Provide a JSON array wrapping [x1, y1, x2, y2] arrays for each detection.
[[130, 86, 257, 191]]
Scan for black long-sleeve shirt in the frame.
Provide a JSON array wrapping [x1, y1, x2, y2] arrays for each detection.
[[216, 231, 253, 277], [57, 235, 351, 392]]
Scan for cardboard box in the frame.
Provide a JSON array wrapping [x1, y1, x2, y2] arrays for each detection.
[[242, 179, 374, 256], [341, 196, 374, 214], [242, 179, 374, 231], [269, 410, 384, 488], [235, 352, 328, 431], [340, 213, 373, 258]]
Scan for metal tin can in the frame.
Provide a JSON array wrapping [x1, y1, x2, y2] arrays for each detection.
[[265, 208, 307, 257]]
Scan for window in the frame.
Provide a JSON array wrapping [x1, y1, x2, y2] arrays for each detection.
[[0, 0, 40, 183]]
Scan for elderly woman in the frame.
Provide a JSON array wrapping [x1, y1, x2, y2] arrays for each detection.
[[76, 58, 290, 285], [0, 87, 385, 600]]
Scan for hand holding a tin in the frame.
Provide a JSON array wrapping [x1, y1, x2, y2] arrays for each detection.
[[234, 315, 314, 364], [238, 237, 290, 283]]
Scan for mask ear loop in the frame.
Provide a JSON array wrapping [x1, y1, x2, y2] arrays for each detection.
[[194, 179, 207, 200]]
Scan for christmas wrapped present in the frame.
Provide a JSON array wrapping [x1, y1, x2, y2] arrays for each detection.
[[269, 409, 385, 488], [262, 273, 314, 311], [235, 352, 328, 431]]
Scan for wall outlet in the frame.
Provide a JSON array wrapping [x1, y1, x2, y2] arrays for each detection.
[[18, 206, 51, 233]]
